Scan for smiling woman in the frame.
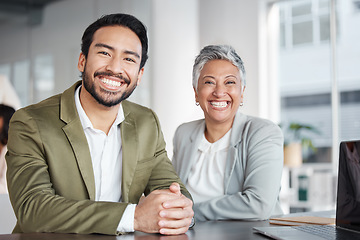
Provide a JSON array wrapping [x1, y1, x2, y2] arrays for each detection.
[[172, 44, 284, 221]]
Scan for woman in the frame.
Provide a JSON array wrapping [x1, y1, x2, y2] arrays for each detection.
[[172, 45, 284, 221], [0, 104, 15, 193]]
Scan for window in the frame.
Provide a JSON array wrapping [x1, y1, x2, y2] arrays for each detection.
[[279, 0, 331, 48], [277, 0, 360, 164], [34, 55, 55, 103], [354, 0, 360, 11]]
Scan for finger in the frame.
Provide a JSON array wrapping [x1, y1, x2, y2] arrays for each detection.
[[163, 195, 193, 209], [159, 226, 190, 236], [160, 207, 194, 220], [159, 216, 191, 234], [150, 190, 182, 202], [159, 217, 191, 229], [169, 182, 181, 196]]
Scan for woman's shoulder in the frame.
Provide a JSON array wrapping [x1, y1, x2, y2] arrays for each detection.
[[174, 118, 205, 140], [234, 113, 282, 139], [246, 115, 279, 129], [177, 118, 204, 131]]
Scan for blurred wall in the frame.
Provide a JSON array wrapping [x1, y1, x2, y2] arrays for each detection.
[[0, 0, 279, 157]]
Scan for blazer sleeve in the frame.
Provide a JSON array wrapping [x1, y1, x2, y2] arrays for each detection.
[[171, 125, 182, 173], [6, 108, 128, 235], [193, 121, 284, 221], [141, 110, 192, 201]]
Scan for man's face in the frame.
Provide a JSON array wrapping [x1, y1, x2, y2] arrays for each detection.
[[77, 26, 144, 107]]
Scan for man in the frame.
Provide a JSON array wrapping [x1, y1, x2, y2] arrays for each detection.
[[6, 13, 193, 235], [0, 104, 15, 194]]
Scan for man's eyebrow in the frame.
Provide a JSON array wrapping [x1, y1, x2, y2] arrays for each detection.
[[94, 43, 114, 51], [124, 50, 140, 59], [94, 43, 140, 59]]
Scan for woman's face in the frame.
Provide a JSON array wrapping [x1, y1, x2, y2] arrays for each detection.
[[195, 59, 244, 126]]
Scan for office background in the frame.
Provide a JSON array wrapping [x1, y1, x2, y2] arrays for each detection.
[[0, 0, 359, 226]]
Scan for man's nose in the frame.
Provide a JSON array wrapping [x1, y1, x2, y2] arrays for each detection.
[[105, 57, 124, 74]]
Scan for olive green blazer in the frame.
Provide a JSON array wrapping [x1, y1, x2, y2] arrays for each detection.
[[6, 81, 190, 235]]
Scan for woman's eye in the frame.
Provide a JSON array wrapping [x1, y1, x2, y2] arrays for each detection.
[[204, 81, 214, 85], [226, 81, 236, 85]]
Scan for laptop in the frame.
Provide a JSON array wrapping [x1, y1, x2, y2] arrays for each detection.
[[253, 140, 360, 240]]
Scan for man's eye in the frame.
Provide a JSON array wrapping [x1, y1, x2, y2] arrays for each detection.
[[125, 58, 135, 63], [99, 51, 110, 56]]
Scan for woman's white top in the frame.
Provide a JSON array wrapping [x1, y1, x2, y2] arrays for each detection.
[[186, 129, 232, 203]]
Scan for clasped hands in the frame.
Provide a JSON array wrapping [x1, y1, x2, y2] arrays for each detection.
[[134, 183, 194, 235]]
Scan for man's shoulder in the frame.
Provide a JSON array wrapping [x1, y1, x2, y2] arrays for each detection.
[[16, 82, 78, 119], [122, 100, 155, 118], [122, 100, 151, 111]]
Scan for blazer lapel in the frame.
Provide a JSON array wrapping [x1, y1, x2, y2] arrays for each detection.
[[180, 121, 205, 181], [224, 110, 245, 190], [120, 101, 138, 202], [60, 81, 96, 200]]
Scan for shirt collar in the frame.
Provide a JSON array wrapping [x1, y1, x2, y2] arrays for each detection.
[[74, 85, 125, 131], [199, 128, 232, 153]]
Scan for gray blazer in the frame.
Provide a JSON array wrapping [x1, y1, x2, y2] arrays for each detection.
[[172, 110, 284, 221]]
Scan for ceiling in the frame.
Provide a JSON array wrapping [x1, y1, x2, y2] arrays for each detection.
[[0, 0, 62, 26]]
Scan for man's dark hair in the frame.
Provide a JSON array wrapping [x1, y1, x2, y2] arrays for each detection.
[[81, 13, 149, 69], [0, 104, 15, 145]]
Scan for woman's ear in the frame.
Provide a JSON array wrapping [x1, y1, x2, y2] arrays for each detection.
[[193, 87, 199, 102], [240, 86, 246, 104]]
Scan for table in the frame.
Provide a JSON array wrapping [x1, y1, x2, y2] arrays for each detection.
[[0, 221, 270, 240], [0, 211, 335, 240]]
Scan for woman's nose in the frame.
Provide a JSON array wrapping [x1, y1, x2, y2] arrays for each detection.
[[213, 84, 226, 97]]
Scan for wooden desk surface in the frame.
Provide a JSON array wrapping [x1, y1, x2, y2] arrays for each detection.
[[0, 211, 335, 240]]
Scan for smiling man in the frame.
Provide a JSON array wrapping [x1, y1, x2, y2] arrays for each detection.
[[6, 13, 193, 235]]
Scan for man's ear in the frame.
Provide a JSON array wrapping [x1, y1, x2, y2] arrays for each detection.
[[136, 68, 144, 86], [77, 53, 86, 72]]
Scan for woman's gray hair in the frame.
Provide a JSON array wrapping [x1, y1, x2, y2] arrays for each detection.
[[192, 45, 246, 91]]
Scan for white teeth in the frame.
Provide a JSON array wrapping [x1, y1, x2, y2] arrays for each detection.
[[101, 78, 122, 87], [210, 101, 228, 108]]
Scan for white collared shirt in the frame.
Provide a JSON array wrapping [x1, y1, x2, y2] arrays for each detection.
[[75, 85, 135, 232], [186, 129, 232, 203]]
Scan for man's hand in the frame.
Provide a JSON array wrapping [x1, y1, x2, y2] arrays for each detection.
[[159, 183, 194, 235], [134, 183, 194, 235]]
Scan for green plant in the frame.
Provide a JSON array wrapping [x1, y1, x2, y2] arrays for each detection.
[[280, 122, 321, 151]]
